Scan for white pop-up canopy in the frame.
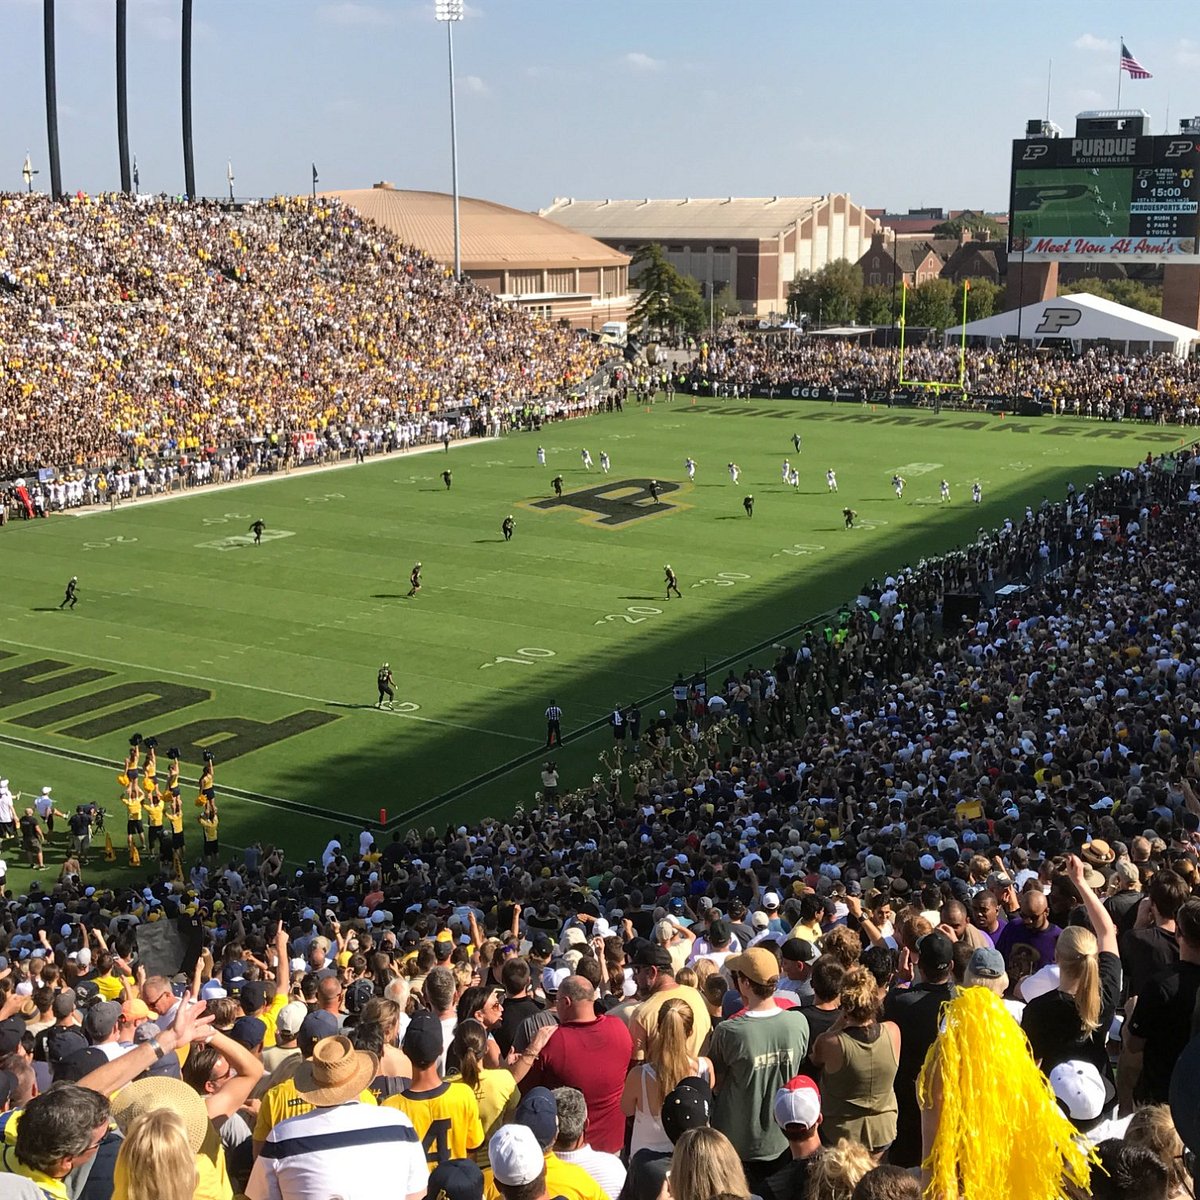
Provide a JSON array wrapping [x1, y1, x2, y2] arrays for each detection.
[[945, 292, 1200, 358]]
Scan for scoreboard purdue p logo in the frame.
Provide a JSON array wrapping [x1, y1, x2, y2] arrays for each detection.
[[526, 478, 690, 528], [1034, 307, 1083, 335]]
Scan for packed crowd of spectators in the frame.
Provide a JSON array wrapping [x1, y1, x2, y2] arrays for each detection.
[[686, 334, 1200, 422], [0, 192, 606, 480], [0, 440, 1195, 1198]]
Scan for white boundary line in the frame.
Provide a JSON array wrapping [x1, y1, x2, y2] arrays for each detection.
[[0, 636, 539, 744], [66, 435, 492, 517]]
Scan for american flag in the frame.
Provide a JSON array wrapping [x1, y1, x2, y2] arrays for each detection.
[[1120, 41, 1152, 79]]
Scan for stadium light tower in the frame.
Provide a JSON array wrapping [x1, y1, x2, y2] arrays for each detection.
[[435, 0, 464, 279]]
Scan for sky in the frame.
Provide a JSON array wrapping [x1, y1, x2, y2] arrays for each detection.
[[2, 0, 1198, 215]]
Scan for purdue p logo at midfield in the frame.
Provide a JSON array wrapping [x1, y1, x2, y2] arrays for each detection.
[[525, 478, 691, 528]]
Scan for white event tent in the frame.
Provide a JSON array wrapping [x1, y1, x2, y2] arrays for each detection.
[[945, 292, 1200, 358]]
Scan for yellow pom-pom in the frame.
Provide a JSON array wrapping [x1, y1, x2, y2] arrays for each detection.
[[918, 987, 1096, 1200], [116, 773, 129, 787]]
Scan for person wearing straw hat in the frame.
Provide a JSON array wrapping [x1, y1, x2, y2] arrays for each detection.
[[246, 1035, 427, 1200], [109, 1075, 231, 1200]]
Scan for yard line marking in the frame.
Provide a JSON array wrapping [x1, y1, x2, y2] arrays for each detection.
[[0, 733, 347, 827], [0, 636, 538, 744]]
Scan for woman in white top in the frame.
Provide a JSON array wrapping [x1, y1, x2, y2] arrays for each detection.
[[620, 996, 713, 1156]]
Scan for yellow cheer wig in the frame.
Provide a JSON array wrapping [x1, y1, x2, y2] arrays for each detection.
[[917, 986, 1095, 1200]]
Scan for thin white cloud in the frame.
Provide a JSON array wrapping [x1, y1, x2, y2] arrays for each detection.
[[462, 74, 489, 95], [319, 2, 395, 27], [1072, 88, 1104, 107], [623, 51, 664, 72], [1074, 33, 1116, 53], [1177, 38, 1200, 68]]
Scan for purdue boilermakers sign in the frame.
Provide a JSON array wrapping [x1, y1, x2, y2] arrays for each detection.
[[1011, 133, 1200, 262]]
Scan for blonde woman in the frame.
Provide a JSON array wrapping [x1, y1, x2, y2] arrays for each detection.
[[667, 1127, 748, 1200], [805, 1137, 875, 1200], [1124, 1105, 1193, 1199], [1021, 856, 1120, 1080], [113, 1109, 198, 1200], [621, 997, 714, 1156]]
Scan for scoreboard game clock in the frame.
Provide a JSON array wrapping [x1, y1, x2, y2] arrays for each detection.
[[1010, 134, 1200, 262]]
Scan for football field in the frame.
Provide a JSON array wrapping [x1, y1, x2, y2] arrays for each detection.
[[0, 398, 1185, 873]]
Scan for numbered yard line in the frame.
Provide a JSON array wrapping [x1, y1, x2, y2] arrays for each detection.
[[0, 636, 537, 743]]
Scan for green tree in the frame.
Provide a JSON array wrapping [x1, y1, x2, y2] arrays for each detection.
[[789, 259, 863, 325], [1059, 277, 1162, 316], [858, 284, 894, 326], [932, 212, 1003, 239], [963, 277, 1001, 321], [906, 278, 957, 331], [710, 282, 742, 324], [627, 243, 711, 335]]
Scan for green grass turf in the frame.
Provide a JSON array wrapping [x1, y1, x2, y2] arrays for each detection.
[[0, 398, 1188, 888]]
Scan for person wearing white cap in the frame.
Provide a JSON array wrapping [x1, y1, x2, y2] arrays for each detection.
[[490, 1124, 549, 1199], [763, 1075, 825, 1200]]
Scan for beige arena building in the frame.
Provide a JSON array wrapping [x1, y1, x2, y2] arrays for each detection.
[[321, 183, 631, 328], [540, 194, 880, 317]]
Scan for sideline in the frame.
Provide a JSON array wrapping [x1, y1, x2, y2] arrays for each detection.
[[65, 435, 494, 518]]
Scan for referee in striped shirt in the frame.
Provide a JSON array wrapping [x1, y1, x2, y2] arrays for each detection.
[[545, 702, 563, 747]]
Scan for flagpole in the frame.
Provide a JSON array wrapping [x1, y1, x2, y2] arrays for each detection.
[[1116, 36, 1122, 108], [1045, 58, 1052, 122]]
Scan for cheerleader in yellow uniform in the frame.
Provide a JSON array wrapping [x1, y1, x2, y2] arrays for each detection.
[[167, 793, 185, 858], [166, 746, 181, 802], [124, 733, 143, 801], [121, 789, 145, 853], [198, 801, 220, 861], [195, 750, 215, 809], [141, 737, 158, 789], [143, 785, 165, 859]]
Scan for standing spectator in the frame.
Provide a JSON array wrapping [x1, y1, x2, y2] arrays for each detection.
[[621, 996, 713, 1157], [1022, 856, 1120, 1080], [511, 977, 632, 1155], [1121, 898, 1200, 1104], [113, 1109, 196, 1200], [446, 1020, 517, 1167], [629, 944, 710, 1061], [882, 930, 955, 1168], [809, 965, 900, 1154], [0, 1083, 111, 1194], [709, 948, 810, 1188], [551, 1088, 626, 1200], [759, 1076, 825, 1200], [996, 889, 1061, 971], [668, 1127, 751, 1200], [385, 1011, 483, 1168], [246, 1035, 428, 1200], [1119, 870, 1186, 1001]]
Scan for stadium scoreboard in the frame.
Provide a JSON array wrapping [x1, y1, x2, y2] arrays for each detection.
[[1010, 134, 1200, 262]]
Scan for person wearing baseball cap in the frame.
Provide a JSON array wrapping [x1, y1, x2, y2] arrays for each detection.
[[882, 927, 958, 1168], [428, 1158, 485, 1200], [489, 1125, 548, 1200], [384, 1012, 483, 1168], [760, 1075, 824, 1200], [629, 944, 711, 1064], [708, 947, 810, 1186], [776, 939, 818, 1006]]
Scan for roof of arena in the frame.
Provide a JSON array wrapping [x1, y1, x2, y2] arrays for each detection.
[[319, 184, 628, 272]]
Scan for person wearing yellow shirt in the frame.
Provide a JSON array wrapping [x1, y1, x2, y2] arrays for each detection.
[[121, 791, 145, 853], [198, 804, 219, 861], [481, 1089, 606, 1200], [384, 1012, 483, 1169], [253, 1011, 376, 1154], [143, 789, 165, 857]]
